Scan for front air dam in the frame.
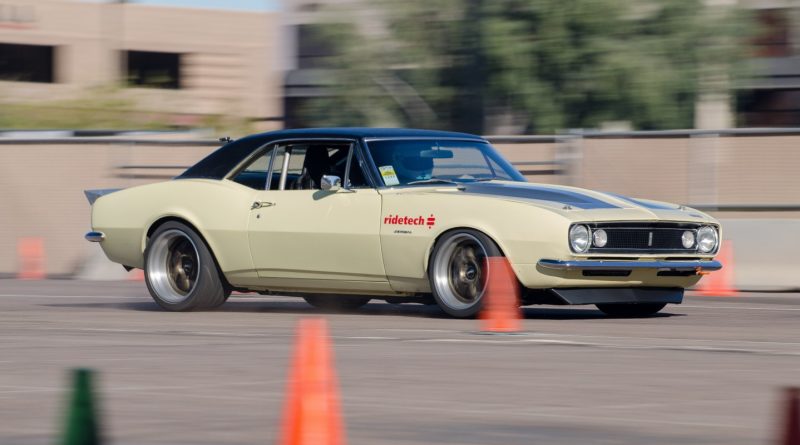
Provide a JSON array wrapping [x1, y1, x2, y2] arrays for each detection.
[[548, 287, 684, 305]]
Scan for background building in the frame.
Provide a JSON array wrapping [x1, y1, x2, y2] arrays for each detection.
[[2, 0, 799, 131], [0, 0, 283, 129], [737, 0, 800, 126]]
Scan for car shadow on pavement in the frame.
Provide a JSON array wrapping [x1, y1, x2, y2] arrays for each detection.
[[41, 298, 684, 320], [219, 300, 454, 318]]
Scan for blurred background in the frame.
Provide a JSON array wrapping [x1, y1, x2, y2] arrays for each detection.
[[0, 0, 798, 289]]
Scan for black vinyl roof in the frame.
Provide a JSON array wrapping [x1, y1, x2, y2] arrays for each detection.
[[178, 127, 484, 180], [256, 127, 484, 140]]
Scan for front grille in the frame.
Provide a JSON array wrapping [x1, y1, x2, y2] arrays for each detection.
[[583, 222, 703, 254]]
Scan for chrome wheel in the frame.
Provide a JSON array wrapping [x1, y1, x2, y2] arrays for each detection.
[[431, 233, 490, 311], [146, 229, 200, 304]]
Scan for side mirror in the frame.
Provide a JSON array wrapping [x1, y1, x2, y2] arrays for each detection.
[[320, 175, 342, 191]]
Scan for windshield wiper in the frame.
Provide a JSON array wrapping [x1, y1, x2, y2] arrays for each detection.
[[406, 178, 459, 186], [472, 177, 498, 182]]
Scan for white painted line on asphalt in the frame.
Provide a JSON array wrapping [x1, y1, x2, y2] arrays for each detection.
[[376, 328, 453, 333], [0, 388, 62, 395], [0, 294, 137, 299], [408, 337, 800, 356], [343, 336, 399, 340], [9, 326, 289, 339], [346, 398, 751, 430], [5, 323, 800, 355], [525, 332, 800, 347], [0, 380, 285, 398], [682, 304, 800, 311]]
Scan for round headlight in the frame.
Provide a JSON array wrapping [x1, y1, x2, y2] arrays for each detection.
[[569, 225, 590, 253], [681, 230, 695, 249], [696, 226, 718, 253], [593, 229, 608, 248]]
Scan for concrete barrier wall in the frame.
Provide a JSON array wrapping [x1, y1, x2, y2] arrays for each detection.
[[493, 135, 800, 212], [1, 134, 798, 289], [719, 219, 800, 291], [0, 141, 217, 277]]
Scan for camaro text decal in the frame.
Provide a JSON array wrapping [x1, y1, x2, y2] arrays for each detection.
[[384, 214, 436, 229]]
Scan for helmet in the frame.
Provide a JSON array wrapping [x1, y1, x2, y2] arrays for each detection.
[[392, 148, 434, 181]]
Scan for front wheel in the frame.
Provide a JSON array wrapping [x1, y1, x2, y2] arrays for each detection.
[[144, 221, 229, 311], [595, 303, 667, 317], [429, 229, 503, 318]]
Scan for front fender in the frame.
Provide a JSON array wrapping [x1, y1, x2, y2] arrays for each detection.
[[379, 190, 571, 292]]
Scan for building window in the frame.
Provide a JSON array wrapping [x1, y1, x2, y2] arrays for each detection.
[[738, 89, 800, 127], [752, 9, 791, 58], [0, 43, 55, 83], [297, 24, 339, 69], [126, 50, 181, 89]]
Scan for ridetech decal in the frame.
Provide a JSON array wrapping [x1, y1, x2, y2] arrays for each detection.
[[384, 214, 436, 229]]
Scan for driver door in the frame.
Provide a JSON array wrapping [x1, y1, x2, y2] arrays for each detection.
[[246, 141, 388, 290]]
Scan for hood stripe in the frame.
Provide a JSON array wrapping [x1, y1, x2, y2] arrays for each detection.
[[607, 193, 678, 210], [461, 183, 619, 209]]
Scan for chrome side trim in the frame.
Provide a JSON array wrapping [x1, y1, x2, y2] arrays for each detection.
[[537, 259, 723, 272], [85, 231, 105, 242]]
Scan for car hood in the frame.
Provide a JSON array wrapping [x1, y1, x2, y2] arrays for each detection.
[[423, 181, 714, 222]]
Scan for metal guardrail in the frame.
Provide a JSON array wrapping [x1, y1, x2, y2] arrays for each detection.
[[690, 205, 800, 212], [486, 129, 800, 212], [0, 138, 221, 146], [485, 127, 800, 142], [1, 129, 798, 211], [0, 127, 798, 145]]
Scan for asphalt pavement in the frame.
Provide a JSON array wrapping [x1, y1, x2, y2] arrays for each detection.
[[1, 279, 799, 445]]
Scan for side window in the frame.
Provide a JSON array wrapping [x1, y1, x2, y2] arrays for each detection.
[[286, 146, 308, 176], [279, 143, 349, 190], [346, 149, 371, 189], [230, 144, 284, 190], [231, 147, 272, 190]]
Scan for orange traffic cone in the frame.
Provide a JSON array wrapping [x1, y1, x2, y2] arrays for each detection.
[[128, 269, 144, 281], [779, 387, 800, 445], [17, 237, 45, 280], [696, 241, 738, 297], [479, 257, 522, 333], [279, 318, 345, 445]]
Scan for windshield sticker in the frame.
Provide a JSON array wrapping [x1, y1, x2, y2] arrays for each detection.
[[379, 165, 400, 186]]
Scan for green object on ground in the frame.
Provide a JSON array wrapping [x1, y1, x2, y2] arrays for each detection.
[[61, 368, 101, 445]]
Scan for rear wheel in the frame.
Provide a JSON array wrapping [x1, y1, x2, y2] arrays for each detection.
[[429, 229, 503, 318], [595, 303, 667, 317], [303, 295, 371, 312], [144, 221, 229, 311]]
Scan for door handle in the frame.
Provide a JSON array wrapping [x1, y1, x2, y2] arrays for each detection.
[[251, 201, 275, 210]]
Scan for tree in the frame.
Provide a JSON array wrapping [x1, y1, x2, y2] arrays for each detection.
[[295, 0, 751, 133]]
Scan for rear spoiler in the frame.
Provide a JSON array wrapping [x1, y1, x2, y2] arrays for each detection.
[[84, 188, 122, 205]]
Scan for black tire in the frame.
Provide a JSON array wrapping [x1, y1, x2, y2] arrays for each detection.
[[303, 295, 371, 312], [595, 303, 667, 317], [144, 221, 230, 311], [428, 229, 504, 318]]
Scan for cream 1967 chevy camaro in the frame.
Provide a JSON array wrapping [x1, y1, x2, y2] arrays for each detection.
[[85, 128, 722, 318]]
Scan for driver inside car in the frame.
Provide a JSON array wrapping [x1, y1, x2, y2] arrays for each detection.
[[391, 147, 434, 183], [292, 147, 330, 190]]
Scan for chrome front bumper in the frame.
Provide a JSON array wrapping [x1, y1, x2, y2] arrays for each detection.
[[537, 259, 723, 272]]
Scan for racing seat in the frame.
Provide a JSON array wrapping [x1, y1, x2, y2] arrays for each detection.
[[292, 148, 330, 190]]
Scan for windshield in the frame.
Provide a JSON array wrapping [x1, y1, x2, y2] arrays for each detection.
[[366, 139, 525, 186]]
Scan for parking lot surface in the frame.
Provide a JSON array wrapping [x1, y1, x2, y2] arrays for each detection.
[[1, 280, 799, 445]]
